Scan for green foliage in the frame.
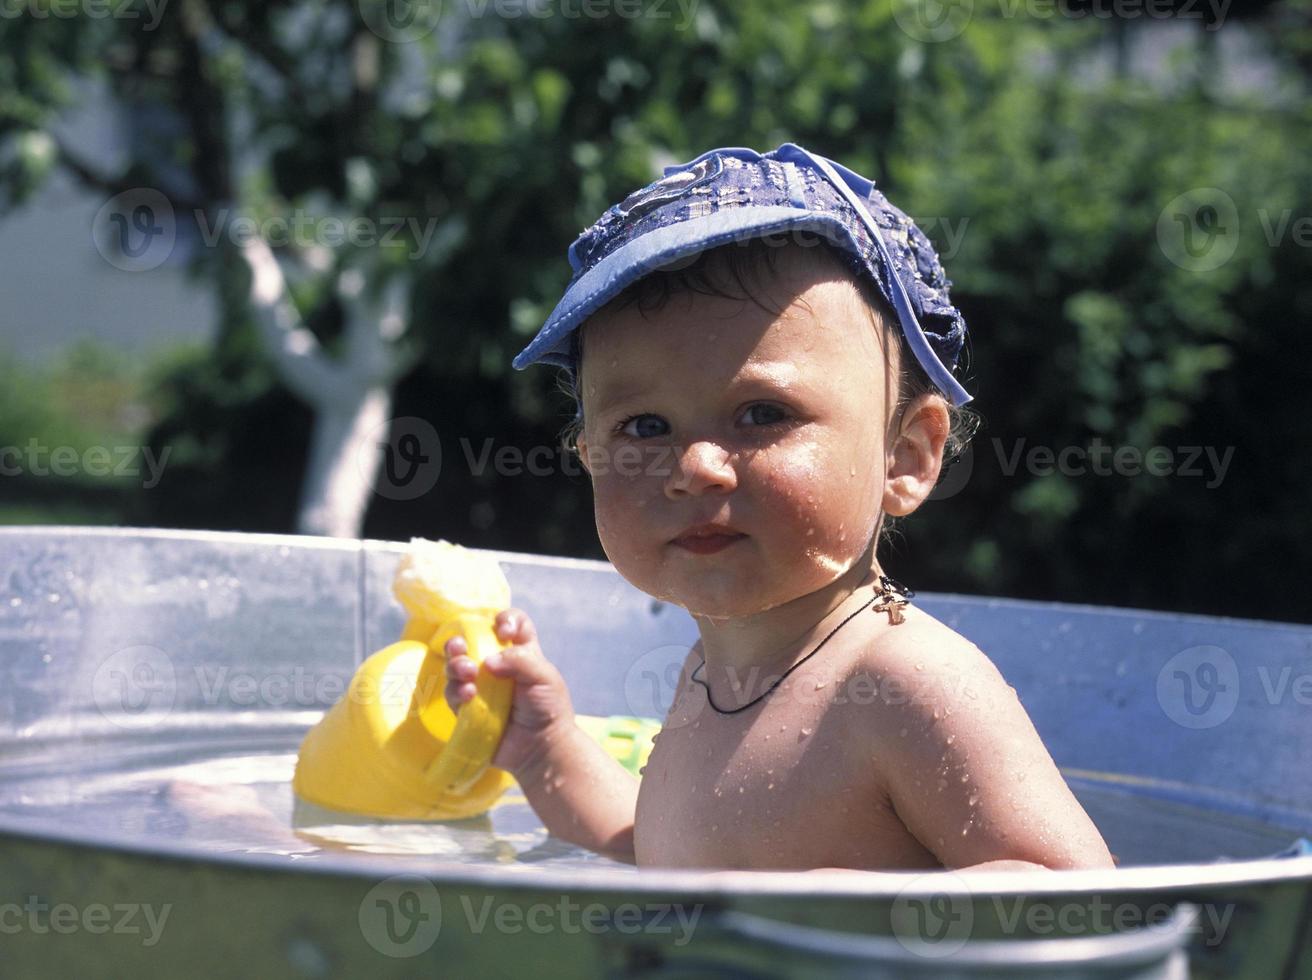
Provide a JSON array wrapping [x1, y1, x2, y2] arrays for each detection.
[[1, 2, 1309, 621]]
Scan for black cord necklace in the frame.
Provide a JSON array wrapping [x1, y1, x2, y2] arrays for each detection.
[[689, 575, 914, 715]]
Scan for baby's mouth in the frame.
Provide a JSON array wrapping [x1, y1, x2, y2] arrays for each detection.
[[670, 524, 748, 554]]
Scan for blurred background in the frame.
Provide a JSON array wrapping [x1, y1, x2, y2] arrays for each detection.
[[0, 0, 1307, 624]]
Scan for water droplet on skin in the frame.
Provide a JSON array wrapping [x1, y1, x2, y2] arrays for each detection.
[[968, 792, 980, 806], [915, 663, 925, 672], [714, 786, 722, 797], [767, 782, 775, 790], [1016, 771, 1027, 782], [814, 680, 827, 690], [961, 826, 969, 836], [959, 773, 969, 783], [937, 779, 948, 791], [800, 727, 813, 737], [779, 725, 787, 732], [945, 734, 956, 745], [849, 463, 856, 477], [711, 824, 718, 832], [738, 786, 744, 794], [932, 708, 941, 720]]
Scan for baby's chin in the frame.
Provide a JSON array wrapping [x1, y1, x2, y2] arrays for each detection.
[[637, 568, 845, 622], [604, 535, 872, 620]]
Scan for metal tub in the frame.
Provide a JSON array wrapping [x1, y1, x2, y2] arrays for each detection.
[[1, 526, 1309, 977]]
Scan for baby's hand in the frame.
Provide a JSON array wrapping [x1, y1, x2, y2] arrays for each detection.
[[443, 608, 575, 775]]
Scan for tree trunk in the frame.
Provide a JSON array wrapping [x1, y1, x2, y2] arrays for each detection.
[[295, 385, 393, 538], [239, 233, 416, 539]]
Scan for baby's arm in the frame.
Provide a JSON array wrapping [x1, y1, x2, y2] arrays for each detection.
[[444, 609, 639, 862], [868, 635, 1114, 872]]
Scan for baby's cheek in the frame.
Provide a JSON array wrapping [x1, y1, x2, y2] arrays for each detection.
[[752, 441, 883, 563]]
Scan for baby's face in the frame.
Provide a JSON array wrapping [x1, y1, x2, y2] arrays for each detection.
[[575, 247, 907, 620]]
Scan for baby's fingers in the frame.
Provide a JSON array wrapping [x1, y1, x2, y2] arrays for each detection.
[[494, 608, 537, 645], [443, 635, 478, 707]]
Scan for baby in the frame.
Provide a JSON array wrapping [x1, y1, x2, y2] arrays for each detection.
[[444, 144, 1112, 872]]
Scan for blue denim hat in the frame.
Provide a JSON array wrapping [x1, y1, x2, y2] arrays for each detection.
[[511, 142, 973, 407]]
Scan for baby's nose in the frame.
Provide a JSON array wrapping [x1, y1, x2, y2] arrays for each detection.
[[665, 441, 737, 497]]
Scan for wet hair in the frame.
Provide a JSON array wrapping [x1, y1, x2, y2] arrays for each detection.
[[555, 235, 980, 540]]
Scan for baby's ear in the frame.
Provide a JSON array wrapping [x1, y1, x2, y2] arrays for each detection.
[[883, 395, 950, 517]]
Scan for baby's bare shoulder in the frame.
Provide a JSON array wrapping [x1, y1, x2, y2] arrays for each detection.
[[844, 604, 1012, 720], [841, 604, 1114, 870]]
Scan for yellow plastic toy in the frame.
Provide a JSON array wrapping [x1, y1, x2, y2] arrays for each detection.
[[293, 538, 518, 820], [293, 537, 663, 821]]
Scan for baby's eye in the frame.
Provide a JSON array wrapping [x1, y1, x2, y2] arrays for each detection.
[[738, 403, 789, 427], [616, 414, 669, 439]]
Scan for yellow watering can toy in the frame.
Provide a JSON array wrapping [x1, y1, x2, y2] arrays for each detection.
[[293, 538, 658, 821]]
